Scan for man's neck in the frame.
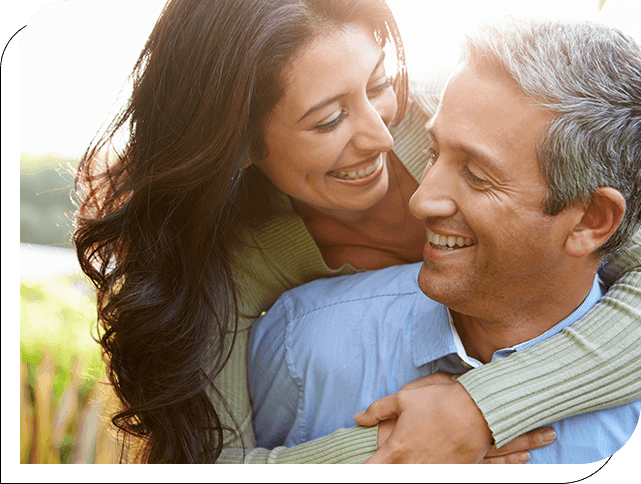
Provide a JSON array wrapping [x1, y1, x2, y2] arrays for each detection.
[[451, 312, 533, 364], [451, 275, 598, 364]]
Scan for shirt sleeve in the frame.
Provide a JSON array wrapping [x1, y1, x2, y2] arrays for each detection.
[[457, 226, 641, 447], [247, 299, 299, 449]]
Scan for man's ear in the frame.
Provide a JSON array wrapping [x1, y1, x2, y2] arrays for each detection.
[[564, 187, 626, 258]]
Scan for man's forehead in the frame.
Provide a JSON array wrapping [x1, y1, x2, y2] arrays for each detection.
[[431, 63, 553, 178]]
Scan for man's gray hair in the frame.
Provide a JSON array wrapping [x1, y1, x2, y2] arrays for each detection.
[[463, 18, 641, 256]]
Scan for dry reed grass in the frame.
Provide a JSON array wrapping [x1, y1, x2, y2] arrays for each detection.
[[20, 349, 121, 464]]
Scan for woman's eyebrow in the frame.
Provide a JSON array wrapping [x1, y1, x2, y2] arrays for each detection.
[[297, 51, 386, 124], [297, 93, 346, 123]]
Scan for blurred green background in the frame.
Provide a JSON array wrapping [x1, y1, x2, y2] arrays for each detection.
[[20, 154, 119, 463]]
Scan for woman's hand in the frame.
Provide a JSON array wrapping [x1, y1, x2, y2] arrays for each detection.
[[354, 372, 556, 464]]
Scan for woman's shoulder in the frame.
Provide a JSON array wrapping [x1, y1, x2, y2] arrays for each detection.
[[406, 65, 455, 117]]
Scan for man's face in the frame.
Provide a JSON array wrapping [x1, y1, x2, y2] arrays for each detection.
[[409, 63, 582, 322]]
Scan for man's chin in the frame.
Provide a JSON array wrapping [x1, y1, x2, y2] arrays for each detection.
[[416, 265, 464, 306]]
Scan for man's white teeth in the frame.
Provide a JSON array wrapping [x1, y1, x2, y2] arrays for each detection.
[[329, 156, 382, 180], [428, 229, 474, 250]]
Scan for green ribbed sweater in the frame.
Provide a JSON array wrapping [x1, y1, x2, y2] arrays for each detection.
[[214, 68, 641, 463]]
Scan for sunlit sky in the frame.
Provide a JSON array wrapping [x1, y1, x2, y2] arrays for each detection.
[[11, 0, 640, 159]]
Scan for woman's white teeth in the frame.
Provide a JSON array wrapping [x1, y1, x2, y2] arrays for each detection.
[[428, 229, 474, 249], [330, 156, 381, 180]]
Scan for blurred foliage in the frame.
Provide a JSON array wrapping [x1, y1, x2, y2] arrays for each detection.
[[20, 154, 121, 462], [20, 154, 80, 248], [20, 276, 102, 385], [20, 276, 120, 463]]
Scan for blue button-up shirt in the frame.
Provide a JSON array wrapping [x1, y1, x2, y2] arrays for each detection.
[[248, 263, 640, 463]]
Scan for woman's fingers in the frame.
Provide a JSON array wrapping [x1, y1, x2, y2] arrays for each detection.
[[485, 428, 556, 457], [481, 451, 531, 464]]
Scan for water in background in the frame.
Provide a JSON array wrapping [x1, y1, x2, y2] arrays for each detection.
[[20, 243, 81, 281]]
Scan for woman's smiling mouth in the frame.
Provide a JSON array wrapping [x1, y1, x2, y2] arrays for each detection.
[[326, 154, 385, 183]]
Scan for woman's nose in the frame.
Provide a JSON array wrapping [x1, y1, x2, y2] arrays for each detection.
[[352, 91, 396, 153]]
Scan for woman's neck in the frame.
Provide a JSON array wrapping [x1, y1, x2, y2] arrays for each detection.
[[291, 152, 425, 270], [292, 198, 373, 226]]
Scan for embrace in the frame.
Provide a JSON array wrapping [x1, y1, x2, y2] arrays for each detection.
[[74, 0, 641, 464]]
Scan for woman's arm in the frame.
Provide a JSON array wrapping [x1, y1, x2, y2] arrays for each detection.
[[241, 426, 379, 464]]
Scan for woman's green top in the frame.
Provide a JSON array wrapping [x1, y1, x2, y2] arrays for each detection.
[[214, 67, 641, 463]]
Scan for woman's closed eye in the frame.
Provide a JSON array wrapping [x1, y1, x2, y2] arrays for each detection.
[[315, 110, 348, 133], [313, 78, 390, 133], [368, 78, 391, 95]]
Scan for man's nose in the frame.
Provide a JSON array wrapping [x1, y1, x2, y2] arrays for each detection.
[[409, 158, 458, 220]]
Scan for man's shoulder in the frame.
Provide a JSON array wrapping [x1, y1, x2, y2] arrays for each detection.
[[276, 262, 424, 319], [249, 263, 431, 359]]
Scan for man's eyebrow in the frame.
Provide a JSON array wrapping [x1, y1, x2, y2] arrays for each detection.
[[297, 51, 386, 124], [426, 124, 509, 179]]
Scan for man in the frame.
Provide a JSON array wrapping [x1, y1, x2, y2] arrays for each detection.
[[248, 18, 641, 463]]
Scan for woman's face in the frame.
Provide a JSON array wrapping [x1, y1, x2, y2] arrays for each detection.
[[252, 23, 398, 214]]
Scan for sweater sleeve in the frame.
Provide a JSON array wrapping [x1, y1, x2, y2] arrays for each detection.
[[457, 227, 641, 448], [243, 426, 378, 464], [218, 426, 378, 464]]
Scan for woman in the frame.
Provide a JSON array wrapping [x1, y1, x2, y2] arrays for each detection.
[[74, 0, 641, 463]]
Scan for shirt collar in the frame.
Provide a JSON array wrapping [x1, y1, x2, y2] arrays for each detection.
[[411, 292, 459, 368], [411, 275, 604, 368]]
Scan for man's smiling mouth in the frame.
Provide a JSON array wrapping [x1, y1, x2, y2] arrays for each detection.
[[428, 229, 475, 250]]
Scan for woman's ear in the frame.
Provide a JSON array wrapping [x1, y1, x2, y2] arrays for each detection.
[[244, 159, 252, 168], [564, 187, 626, 258]]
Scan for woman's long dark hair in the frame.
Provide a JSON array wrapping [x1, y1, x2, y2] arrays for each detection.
[[74, 0, 407, 463]]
